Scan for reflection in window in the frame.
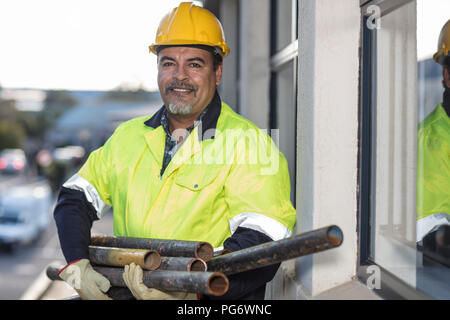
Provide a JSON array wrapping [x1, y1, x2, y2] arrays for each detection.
[[371, 0, 418, 285], [367, 0, 450, 299], [416, 12, 450, 286]]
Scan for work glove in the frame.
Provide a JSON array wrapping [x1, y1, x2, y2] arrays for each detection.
[[123, 262, 197, 300], [58, 259, 112, 300]]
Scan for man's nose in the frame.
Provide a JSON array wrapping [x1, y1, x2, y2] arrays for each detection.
[[173, 64, 188, 81]]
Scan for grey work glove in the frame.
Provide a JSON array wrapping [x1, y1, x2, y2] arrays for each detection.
[[58, 259, 112, 300], [122, 262, 197, 300]]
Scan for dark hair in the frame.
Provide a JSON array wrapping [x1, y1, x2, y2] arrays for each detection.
[[156, 45, 223, 71]]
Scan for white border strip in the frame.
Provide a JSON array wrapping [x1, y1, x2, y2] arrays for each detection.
[[63, 174, 111, 219], [229, 212, 292, 241]]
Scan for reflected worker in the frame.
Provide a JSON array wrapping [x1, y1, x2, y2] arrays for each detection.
[[53, 2, 296, 300], [416, 19, 450, 262]]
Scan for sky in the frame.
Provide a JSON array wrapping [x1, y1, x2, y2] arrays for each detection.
[[0, 0, 448, 91], [417, 0, 450, 61], [0, 0, 196, 91]]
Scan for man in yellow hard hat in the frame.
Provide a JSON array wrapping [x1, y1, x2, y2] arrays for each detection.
[[416, 19, 450, 263], [54, 2, 296, 300]]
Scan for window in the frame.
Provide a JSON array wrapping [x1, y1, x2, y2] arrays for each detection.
[[270, 0, 298, 205], [359, 0, 450, 299]]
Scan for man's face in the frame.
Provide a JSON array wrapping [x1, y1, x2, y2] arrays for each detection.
[[157, 46, 222, 116]]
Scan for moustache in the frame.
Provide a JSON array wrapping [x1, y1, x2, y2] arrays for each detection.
[[165, 81, 198, 95]]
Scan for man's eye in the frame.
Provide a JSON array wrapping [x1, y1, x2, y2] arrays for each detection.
[[189, 63, 201, 68], [162, 62, 174, 67]]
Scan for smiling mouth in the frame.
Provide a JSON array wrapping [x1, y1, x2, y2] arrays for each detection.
[[165, 81, 197, 97], [170, 87, 193, 94]]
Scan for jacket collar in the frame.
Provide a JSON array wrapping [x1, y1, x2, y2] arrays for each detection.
[[144, 91, 222, 141]]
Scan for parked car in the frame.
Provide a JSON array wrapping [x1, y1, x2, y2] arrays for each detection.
[[0, 179, 53, 251], [0, 149, 27, 175]]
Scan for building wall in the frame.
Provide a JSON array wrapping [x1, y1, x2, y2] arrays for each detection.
[[218, 0, 239, 112], [293, 0, 361, 297], [237, 0, 271, 129], [207, 0, 271, 128]]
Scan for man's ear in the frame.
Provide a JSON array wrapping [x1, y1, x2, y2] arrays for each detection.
[[215, 63, 223, 86], [444, 66, 450, 88]]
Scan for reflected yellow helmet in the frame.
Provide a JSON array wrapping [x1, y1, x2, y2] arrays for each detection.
[[433, 19, 450, 65], [149, 2, 230, 58]]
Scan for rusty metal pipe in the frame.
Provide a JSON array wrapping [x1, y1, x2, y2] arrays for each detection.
[[158, 256, 207, 272], [89, 246, 162, 271], [46, 265, 228, 296], [207, 225, 343, 275], [91, 235, 214, 262]]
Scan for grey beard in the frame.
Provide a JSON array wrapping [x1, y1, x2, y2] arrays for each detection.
[[168, 103, 193, 115]]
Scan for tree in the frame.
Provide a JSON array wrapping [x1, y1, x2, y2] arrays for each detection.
[[0, 120, 25, 150], [100, 82, 151, 102], [36, 90, 78, 137]]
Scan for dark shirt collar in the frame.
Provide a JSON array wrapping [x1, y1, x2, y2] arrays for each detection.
[[144, 90, 222, 141]]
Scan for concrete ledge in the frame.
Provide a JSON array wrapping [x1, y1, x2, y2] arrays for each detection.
[[311, 279, 382, 300]]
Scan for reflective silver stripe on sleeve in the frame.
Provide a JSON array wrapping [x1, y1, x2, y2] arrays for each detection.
[[229, 212, 292, 241], [63, 174, 112, 219], [417, 212, 450, 242]]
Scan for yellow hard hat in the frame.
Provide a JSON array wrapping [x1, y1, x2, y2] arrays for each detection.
[[433, 19, 450, 65], [149, 2, 230, 58]]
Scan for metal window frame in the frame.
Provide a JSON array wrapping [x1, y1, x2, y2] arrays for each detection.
[[269, 0, 298, 206], [357, 0, 434, 300]]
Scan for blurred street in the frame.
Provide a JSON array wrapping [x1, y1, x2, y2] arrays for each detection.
[[0, 203, 114, 300], [0, 81, 160, 300]]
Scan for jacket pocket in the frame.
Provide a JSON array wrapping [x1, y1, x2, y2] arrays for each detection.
[[175, 165, 223, 191]]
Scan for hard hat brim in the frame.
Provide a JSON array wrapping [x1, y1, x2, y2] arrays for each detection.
[[434, 48, 450, 65], [149, 40, 230, 58]]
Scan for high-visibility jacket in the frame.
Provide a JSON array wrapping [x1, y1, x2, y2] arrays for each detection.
[[63, 99, 296, 249], [416, 103, 450, 242]]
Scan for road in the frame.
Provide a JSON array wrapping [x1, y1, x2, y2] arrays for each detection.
[[0, 206, 114, 300]]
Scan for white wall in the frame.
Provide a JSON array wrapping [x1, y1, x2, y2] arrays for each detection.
[[292, 0, 361, 297]]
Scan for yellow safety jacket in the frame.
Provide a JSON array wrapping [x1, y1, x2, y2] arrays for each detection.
[[65, 100, 296, 248], [416, 103, 450, 241]]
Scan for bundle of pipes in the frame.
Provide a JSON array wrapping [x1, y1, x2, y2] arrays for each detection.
[[46, 225, 343, 299], [87, 246, 209, 272], [46, 236, 226, 298], [46, 265, 229, 298], [90, 235, 215, 262]]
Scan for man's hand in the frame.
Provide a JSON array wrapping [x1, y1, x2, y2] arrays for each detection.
[[59, 259, 112, 300], [122, 262, 197, 300]]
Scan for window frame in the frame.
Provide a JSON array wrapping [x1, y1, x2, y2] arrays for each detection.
[[357, 0, 432, 300], [269, 0, 298, 206]]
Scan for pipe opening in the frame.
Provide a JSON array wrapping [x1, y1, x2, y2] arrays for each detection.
[[189, 258, 207, 272], [207, 273, 229, 296], [196, 242, 214, 262], [143, 250, 162, 270], [327, 226, 343, 247]]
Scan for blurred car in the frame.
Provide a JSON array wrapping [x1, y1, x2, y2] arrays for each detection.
[[0, 180, 53, 251], [0, 149, 27, 175], [53, 145, 85, 165]]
